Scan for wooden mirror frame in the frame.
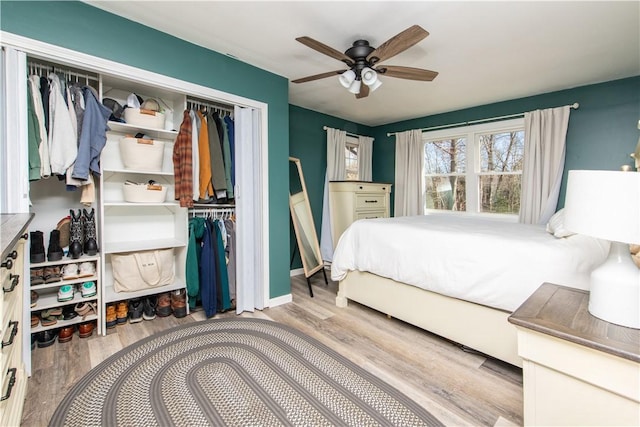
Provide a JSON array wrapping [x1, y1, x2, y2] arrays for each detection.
[[289, 157, 326, 296]]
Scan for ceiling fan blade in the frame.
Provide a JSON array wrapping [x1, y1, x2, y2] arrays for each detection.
[[378, 65, 439, 81], [296, 36, 353, 65], [292, 70, 344, 84], [356, 84, 370, 99], [367, 25, 429, 65]]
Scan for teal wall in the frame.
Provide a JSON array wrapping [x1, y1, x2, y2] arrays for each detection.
[[288, 105, 373, 268], [1, 1, 291, 298]]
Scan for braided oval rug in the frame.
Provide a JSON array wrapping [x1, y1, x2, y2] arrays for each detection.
[[50, 318, 443, 427]]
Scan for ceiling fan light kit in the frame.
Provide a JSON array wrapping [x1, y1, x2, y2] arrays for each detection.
[[293, 25, 438, 99]]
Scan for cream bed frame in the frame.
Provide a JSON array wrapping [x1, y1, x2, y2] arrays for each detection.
[[335, 270, 522, 367]]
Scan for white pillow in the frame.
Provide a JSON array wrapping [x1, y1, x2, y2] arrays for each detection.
[[546, 209, 576, 238]]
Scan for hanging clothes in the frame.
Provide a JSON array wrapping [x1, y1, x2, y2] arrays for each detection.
[[224, 115, 235, 188], [28, 76, 50, 178], [27, 84, 42, 181], [206, 110, 227, 199], [197, 110, 213, 200], [200, 219, 218, 317], [173, 110, 194, 208], [189, 110, 200, 203], [213, 219, 231, 311], [47, 73, 77, 175], [186, 216, 206, 310], [71, 86, 111, 180], [220, 114, 234, 200], [224, 218, 237, 301]]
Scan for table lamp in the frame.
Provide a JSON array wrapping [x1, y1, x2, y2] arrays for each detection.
[[564, 170, 640, 329]]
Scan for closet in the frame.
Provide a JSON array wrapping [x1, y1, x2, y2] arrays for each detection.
[[1, 37, 269, 376]]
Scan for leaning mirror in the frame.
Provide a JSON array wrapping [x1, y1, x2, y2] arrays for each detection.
[[289, 157, 327, 297]]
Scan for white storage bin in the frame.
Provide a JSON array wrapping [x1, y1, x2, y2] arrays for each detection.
[[119, 137, 165, 171], [123, 107, 166, 129], [123, 182, 168, 203]]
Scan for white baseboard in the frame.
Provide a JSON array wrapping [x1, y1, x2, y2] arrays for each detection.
[[269, 293, 292, 307], [289, 268, 304, 277]]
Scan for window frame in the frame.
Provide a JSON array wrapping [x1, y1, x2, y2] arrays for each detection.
[[344, 135, 360, 181], [422, 118, 524, 220]]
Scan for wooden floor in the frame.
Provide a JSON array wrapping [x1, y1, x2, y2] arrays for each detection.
[[22, 273, 523, 426]]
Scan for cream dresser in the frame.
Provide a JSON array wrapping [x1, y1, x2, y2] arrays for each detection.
[[329, 181, 391, 248], [0, 214, 33, 427], [509, 283, 640, 426]]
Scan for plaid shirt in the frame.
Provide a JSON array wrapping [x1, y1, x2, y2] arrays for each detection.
[[173, 110, 194, 208]]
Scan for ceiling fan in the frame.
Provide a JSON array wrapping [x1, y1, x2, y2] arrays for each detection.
[[292, 25, 438, 99]]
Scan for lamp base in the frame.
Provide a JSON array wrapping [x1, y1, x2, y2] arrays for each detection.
[[588, 241, 640, 329]]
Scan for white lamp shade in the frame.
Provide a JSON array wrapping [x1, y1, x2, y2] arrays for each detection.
[[339, 70, 356, 88], [347, 79, 361, 94], [366, 78, 382, 92], [564, 170, 640, 244], [361, 67, 377, 85]]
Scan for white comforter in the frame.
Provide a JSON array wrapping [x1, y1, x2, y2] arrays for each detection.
[[331, 214, 609, 312]]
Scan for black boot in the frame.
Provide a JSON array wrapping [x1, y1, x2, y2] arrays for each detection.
[[83, 208, 98, 256], [30, 231, 45, 264], [47, 229, 63, 261], [69, 209, 83, 259]]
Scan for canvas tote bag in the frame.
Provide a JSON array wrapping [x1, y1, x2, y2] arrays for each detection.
[[112, 248, 174, 292]]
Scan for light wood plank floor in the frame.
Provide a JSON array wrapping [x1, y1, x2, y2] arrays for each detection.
[[22, 273, 523, 426]]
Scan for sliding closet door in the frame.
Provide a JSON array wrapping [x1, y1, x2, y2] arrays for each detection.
[[235, 106, 265, 313], [0, 47, 29, 213]]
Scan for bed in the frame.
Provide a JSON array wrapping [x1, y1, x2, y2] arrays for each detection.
[[331, 213, 609, 367]]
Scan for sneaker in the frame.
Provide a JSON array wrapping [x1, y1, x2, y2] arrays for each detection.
[[78, 262, 96, 278], [142, 296, 157, 321], [57, 284, 74, 302], [128, 299, 144, 323], [80, 281, 97, 298], [61, 263, 79, 280]]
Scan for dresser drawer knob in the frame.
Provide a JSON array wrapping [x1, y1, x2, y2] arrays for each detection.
[[364, 200, 378, 203], [6, 251, 17, 260], [2, 321, 18, 348], [3, 274, 19, 293], [0, 368, 16, 401], [1, 259, 12, 270]]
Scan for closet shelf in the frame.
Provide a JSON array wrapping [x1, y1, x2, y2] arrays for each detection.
[[31, 292, 98, 312], [102, 167, 174, 176], [30, 275, 98, 292], [30, 254, 100, 268], [103, 279, 185, 304], [107, 121, 177, 140], [104, 239, 186, 254], [31, 313, 98, 334], [103, 201, 180, 207]]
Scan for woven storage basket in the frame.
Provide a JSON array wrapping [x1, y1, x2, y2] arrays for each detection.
[[123, 107, 165, 129], [122, 182, 167, 203], [119, 137, 164, 171]]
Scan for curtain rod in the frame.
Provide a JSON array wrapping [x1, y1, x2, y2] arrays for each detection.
[[323, 126, 372, 139], [386, 102, 580, 137]]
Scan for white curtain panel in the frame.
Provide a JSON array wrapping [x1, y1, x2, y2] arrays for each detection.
[[320, 128, 347, 262], [519, 106, 570, 224], [357, 135, 374, 182], [394, 129, 424, 217]]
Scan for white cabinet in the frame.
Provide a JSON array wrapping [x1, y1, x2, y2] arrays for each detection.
[[0, 214, 32, 426], [99, 76, 188, 334], [329, 181, 391, 247]]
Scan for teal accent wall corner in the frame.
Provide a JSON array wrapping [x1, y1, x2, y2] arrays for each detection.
[[288, 105, 373, 268], [1, 1, 291, 299]]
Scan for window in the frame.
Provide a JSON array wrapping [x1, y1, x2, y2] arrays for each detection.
[[423, 118, 524, 216], [345, 136, 359, 180]]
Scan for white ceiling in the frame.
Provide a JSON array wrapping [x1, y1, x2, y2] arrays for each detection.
[[86, 1, 639, 127]]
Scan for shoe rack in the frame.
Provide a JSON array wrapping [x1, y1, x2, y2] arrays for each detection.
[[98, 75, 188, 335], [29, 255, 100, 335]]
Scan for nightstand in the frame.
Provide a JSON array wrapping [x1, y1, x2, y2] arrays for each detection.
[[508, 283, 640, 426]]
